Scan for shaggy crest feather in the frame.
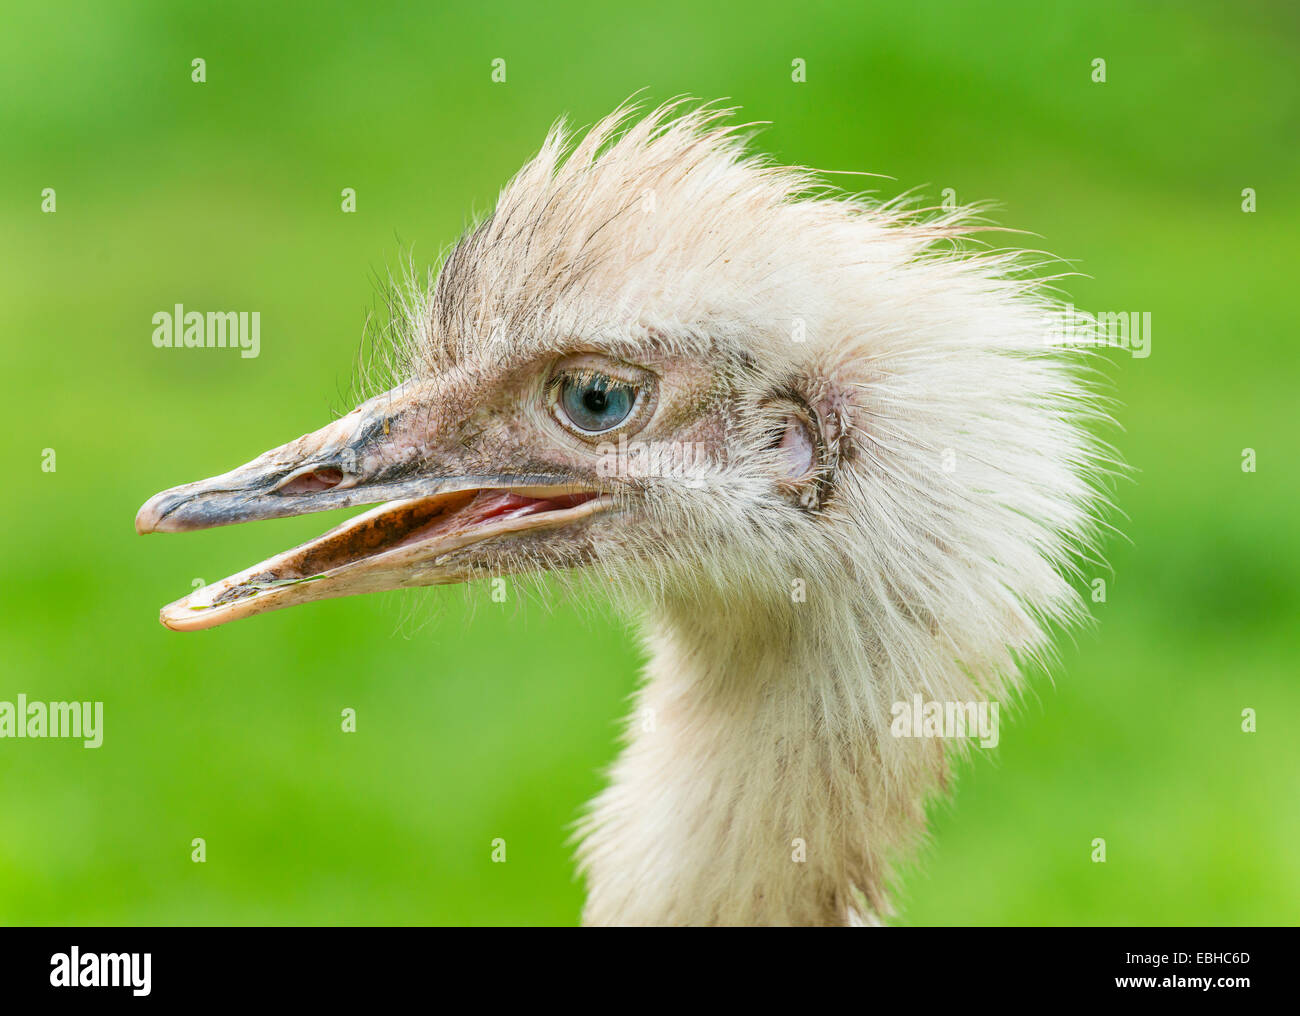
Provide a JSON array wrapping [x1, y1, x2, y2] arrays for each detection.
[[297, 100, 1118, 925]]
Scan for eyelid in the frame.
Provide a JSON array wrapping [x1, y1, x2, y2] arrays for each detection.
[[554, 351, 659, 383], [557, 367, 624, 391], [553, 358, 645, 387]]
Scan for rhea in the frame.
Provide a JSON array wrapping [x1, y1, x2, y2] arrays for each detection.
[[136, 104, 1109, 926]]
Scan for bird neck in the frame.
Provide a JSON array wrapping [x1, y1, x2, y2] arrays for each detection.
[[577, 591, 948, 926]]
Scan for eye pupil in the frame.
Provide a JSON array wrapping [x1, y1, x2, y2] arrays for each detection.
[[583, 390, 608, 413]]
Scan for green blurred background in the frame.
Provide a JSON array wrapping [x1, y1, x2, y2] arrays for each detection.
[[2, 0, 1296, 925]]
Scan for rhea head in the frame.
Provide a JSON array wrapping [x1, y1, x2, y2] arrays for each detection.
[[137, 103, 1099, 645], [135, 103, 1107, 925]]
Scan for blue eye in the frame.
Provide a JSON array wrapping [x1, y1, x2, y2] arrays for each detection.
[[558, 374, 637, 433]]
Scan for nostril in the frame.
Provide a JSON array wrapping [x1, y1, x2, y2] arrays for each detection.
[[277, 467, 344, 495]]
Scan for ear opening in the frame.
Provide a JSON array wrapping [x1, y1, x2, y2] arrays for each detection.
[[775, 412, 817, 479], [765, 396, 831, 510]]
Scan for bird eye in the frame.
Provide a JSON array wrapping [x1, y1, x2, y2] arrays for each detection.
[[556, 373, 638, 434]]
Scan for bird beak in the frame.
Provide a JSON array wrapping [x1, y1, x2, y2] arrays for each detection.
[[136, 381, 608, 631]]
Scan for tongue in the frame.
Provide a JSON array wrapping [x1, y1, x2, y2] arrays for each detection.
[[392, 490, 598, 552], [473, 490, 597, 522]]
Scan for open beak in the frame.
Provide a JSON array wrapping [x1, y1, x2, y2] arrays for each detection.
[[136, 382, 609, 631]]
